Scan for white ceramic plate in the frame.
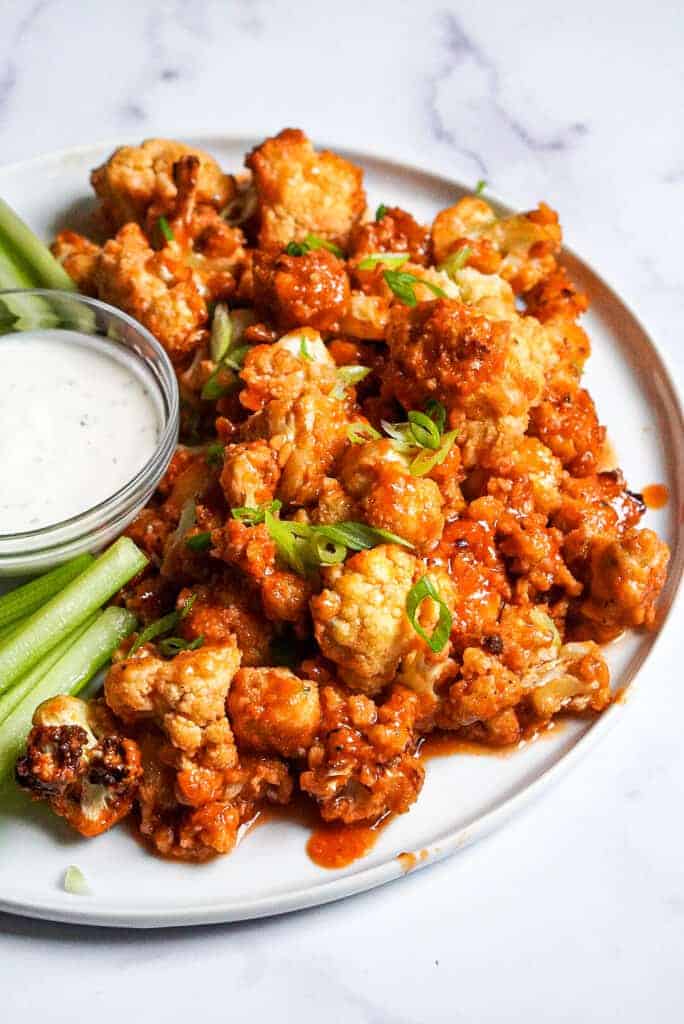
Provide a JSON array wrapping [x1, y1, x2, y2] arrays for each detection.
[[0, 137, 681, 929]]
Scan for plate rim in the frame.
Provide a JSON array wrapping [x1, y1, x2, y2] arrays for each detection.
[[0, 134, 682, 929]]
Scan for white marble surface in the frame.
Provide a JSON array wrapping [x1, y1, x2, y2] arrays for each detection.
[[1, 0, 683, 1019]]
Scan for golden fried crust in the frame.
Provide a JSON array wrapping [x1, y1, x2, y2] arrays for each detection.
[[51, 230, 100, 294], [228, 668, 321, 758], [94, 223, 207, 359], [252, 249, 350, 332], [91, 138, 233, 231], [177, 581, 274, 667], [529, 389, 606, 477], [300, 683, 424, 823], [246, 128, 366, 250], [349, 206, 430, 266]]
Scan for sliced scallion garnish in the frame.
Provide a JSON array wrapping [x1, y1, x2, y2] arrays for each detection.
[[357, 252, 409, 271], [475, 179, 487, 195], [231, 499, 282, 526], [405, 575, 452, 653], [63, 865, 89, 895], [284, 234, 343, 258], [299, 337, 313, 361], [129, 594, 196, 655], [158, 216, 174, 243], [185, 531, 212, 553], [158, 635, 204, 658], [375, 204, 389, 221], [439, 246, 472, 278], [383, 270, 446, 307], [210, 303, 233, 363], [347, 421, 381, 445]]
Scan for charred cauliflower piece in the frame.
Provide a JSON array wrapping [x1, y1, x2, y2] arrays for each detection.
[[311, 545, 420, 693], [228, 667, 321, 759], [91, 138, 233, 231], [246, 128, 366, 251], [15, 696, 142, 837], [300, 683, 424, 823]]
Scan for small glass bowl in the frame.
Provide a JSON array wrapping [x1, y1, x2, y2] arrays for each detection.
[[0, 290, 179, 576]]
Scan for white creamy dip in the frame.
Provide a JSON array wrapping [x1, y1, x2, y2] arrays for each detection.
[[0, 330, 162, 534]]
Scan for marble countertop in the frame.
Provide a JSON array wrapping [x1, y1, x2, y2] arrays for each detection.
[[1, 1, 682, 1020]]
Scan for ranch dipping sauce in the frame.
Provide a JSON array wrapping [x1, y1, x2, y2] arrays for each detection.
[[0, 330, 162, 534]]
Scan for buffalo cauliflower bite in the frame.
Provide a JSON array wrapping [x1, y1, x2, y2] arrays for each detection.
[[51, 230, 100, 294], [176, 580, 274, 667], [220, 439, 281, 509], [94, 223, 207, 360], [529, 388, 606, 478], [252, 248, 350, 332], [311, 545, 420, 693], [90, 138, 232, 231], [228, 667, 321, 758], [349, 206, 430, 266], [239, 328, 337, 411], [525, 641, 611, 718], [15, 696, 142, 837], [300, 683, 424, 823], [246, 128, 366, 251]]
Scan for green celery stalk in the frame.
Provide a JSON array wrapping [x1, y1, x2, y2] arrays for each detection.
[[0, 537, 147, 695], [0, 198, 76, 291], [0, 606, 137, 781], [0, 615, 96, 724], [0, 553, 94, 631]]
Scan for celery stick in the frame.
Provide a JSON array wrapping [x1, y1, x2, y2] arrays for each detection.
[[0, 553, 94, 631], [0, 537, 147, 695], [0, 615, 96, 724], [0, 198, 76, 291], [0, 606, 136, 781]]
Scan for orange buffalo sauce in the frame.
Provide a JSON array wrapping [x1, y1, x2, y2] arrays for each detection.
[[641, 483, 669, 510], [306, 818, 388, 869]]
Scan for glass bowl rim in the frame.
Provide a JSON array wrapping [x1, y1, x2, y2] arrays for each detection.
[[0, 289, 179, 549]]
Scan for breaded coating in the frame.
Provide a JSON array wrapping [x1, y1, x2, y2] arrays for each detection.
[[220, 440, 281, 508], [246, 128, 366, 250], [91, 138, 232, 231], [51, 230, 100, 294], [252, 249, 350, 332], [15, 696, 142, 837], [526, 641, 611, 718], [311, 545, 419, 692], [300, 684, 424, 823], [94, 223, 207, 360], [349, 206, 430, 266], [431, 197, 562, 293], [529, 389, 606, 478], [228, 667, 321, 758], [239, 328, 337, 411], [177, 580, 274, 667]]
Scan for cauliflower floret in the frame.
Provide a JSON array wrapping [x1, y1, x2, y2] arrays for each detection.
[[300, 683, 424, 823], [485, 437, 564, 517], [385, 299, 547, 468], [252, 248, 350, 332], [526, 641, 611, 717], [431, 197, 562, 294], [339, 439, 445, 552], [239, 328, 337, 411], [220, 440, 281, 508], [15, 696, 142, 838], [529, 388, 606, 478], [349, 206, 430, 265], [340, 291, 390, 340], [450, 266, 516, 320], [94, 223, 207, 360], [437, 647, 524, 729], [228, 667, 321, 758], [311, 545, 420, 692], [51, 230, 100, 294], [243, 389, 350, 508], [246, 128, 366, 251], [90, 138, 232, 231], [579, 527, 670, 639], [105, 641, 241, 766], [177, 581, 274, 667]]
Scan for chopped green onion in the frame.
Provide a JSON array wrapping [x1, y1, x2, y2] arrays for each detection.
[[285, 241, 308, 256], [0, 538, 146, 697], [475, 179, 487, 195], [312, 522, 413, 552], [310, 535, 347, 566], [380, 419, 416, 452], [129, 594, 196, 655], [407, 410, 441, 450], [303, 233, 344, 258], [185, 531, 212, 553], [0, 606, 137, 781], [158, 216, 175, 242], [375, 204, 389, 221], [409, 430, 458, 476], [210, 303, 233, 363], [405, 575, 452, 653], [299, 337, 313, 361], [439, 246, 472, 278], [0, 554, 93, 631], [384, 270, 446, 307], [231, 499, 282, 525], [158, 635, 204, 658], [336, 365, 371, 389], [357, 252, 409, 270], [265, 508, 307, 575], [347, 421, 382, 444], [424, 399, 446, 434], [63, 865, 89, 895], [205, 443, 225, 468]]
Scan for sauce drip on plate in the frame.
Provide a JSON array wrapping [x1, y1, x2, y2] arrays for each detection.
[[641, 483, 669, 510]]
